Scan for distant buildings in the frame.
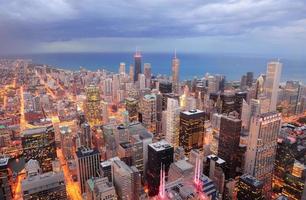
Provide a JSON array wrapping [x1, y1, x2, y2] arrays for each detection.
[[125, 97, 138, 122], [22, 126, 56, 172], [134, 50, 142, 82], [171, 52, 180, 94]]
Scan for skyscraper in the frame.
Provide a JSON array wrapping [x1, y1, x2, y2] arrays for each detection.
[[80, 122, 92, 148], [245, 112, 281, 198], [144, 63, 151, 88], [125, 97, 138, 122], [85, 85, 102, 125], [139, 94, 157, 134], [119, 62, 126, 74], [218, 114, 244, 179], [265, 61, 282, 111], [134, 50, 142, 82], [76, 146, 101, 193], [171, 51, 180, 94], [22, 126, 56, 172], [129, 64, 134, 82], [146, 140, 174, 196], [179, 109, 205, 155], [165, 98, 180, 148]]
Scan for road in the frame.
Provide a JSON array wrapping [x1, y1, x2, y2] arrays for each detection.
[[57, 149, 82, 200]]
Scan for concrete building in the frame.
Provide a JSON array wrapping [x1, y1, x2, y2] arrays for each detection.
[[86, 177, 117, 200], [165, 98, 180, 148]]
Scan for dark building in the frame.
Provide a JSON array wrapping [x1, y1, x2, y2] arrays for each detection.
[[100, 160, 113, 183], [209, 92, 247, 119], [273, 137, 297, 188], [246, 72, 254, 87], [147, 140, 174, 196], [0, 157, 12, 200], [159, 81, 172, 94], [22, 126, 56, 172], [218, 115, 243, 179], [236, 174, 264, 200], [179, 109, 205, 155], [134, 51, 142, 82], [80, 122, 92, 148], [125, 97, 138, 122], [76, 146, 101, 193]]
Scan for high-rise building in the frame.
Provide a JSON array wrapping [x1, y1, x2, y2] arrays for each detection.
[[134, 50, 142, 82], [129, 64, 134, 82], [165, 98, 180, 148], [236, 174, 264, 200], [85, 85, 102, 125], [171, 51, 180, 94], [76, 146, 101, 193], [246, 72, 254, 87], [111, 157, 141, 200], [245, 112, 281, 198], [138, 73, 146, 90], [147, 140, 174, 196], [139, 94, 157, 134], [218, 114, 244, 179], [265, 61, 282, 111], [125, 97, 138, 122], [22, 126, 56, 172], [179, 109, 205, 155], [119, 62, 126, 74], [86, 177, 117, 200], [144, 63, 151, 88], [59, 125, 74, 160], [0, 157, 12, 200], [80, 122, 92, 148], [100, 160, 113, 183]]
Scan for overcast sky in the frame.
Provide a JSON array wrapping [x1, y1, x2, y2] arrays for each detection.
[[0, 0, 306, 57]]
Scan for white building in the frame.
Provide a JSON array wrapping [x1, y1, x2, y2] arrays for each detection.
[[165, 98, 180, 148]]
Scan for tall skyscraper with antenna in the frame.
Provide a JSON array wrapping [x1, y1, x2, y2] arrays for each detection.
[[134, 49, 142, 82], [172, 50, 180, 94]]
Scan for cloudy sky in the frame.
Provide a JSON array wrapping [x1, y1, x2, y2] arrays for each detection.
[[0, 0, 306, 57]]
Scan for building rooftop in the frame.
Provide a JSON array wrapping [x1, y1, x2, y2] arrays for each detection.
[[0, 157, 9, 167], [143, 94, 156, 100], [240, 174, 263, 188], [173, 160, 193, 172], [149, 140, 172, 152], [22, 171, 65, 193], [207, 154, 226, 165], [181, 109, 204, 116], [76, 146, 99, 158], [22, 125, 53, 137]]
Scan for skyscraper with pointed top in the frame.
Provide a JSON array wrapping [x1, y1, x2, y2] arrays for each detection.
[[172, 50, 180, 94], [134, 49, 142, 82]]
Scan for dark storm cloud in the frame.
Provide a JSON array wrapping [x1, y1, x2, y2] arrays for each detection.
[[0, 0, 305, 54]]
